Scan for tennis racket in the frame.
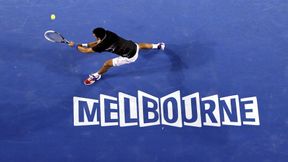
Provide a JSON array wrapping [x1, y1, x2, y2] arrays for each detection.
[[44, 30, 70, 44]]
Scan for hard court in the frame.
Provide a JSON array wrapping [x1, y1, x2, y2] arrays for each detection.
[[0, 0, 287, 162]]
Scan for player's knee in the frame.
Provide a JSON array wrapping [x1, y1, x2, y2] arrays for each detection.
[[138, 43, 144, 49], [104, 60, 113, 68], [139, 43, 148, 49]]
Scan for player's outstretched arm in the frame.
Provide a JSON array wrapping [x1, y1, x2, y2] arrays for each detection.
[[80, 41, 99, 48], [87, 41, 100, 48], [77, 45, 94, 53], [68, 41, 94, 53]]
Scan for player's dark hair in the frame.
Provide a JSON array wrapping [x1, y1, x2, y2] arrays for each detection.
[[93, 28, 106, 39]]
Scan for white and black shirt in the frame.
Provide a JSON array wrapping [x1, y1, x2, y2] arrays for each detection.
[[92, 30, 137, 58]]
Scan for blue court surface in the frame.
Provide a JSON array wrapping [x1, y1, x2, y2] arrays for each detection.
[[0, 0, 288, 162]]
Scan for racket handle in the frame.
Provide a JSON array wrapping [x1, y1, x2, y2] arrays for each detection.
[[64, 40, 70, 44]]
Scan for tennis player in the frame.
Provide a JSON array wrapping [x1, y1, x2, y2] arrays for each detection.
[[68, 27, 165, 85]]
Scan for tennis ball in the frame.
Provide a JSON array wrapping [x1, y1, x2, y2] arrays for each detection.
[[50, 14, 56, 20]]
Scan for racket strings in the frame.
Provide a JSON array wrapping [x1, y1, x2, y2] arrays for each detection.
[[45, 31, 65, 43], [46, 33, 63, 42]]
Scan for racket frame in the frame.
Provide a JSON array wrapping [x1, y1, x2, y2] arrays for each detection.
[[44, 30, 70, 44]]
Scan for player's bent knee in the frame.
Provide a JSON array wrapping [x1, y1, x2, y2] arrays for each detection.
[[104, 60, 113, 68]]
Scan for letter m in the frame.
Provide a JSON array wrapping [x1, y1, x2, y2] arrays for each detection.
[[73, 96, 100, 126]]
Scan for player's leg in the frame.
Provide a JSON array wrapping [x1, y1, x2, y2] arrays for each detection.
[[83, 44, 141, 86], [138, 42, 165, 50], [138, 43, 153, 49], [97, 59, 113, 75]]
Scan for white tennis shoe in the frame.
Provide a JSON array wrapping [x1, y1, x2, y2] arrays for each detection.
[[157, 42, 165, 50], [84, 74, 101, 85]]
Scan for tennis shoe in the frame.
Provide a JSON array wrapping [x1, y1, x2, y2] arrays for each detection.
[[84, 74, 101, 85], [157, 42, 165, 50]]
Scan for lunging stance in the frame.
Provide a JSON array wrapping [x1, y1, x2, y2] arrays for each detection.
[[68, 27, 165, 85]]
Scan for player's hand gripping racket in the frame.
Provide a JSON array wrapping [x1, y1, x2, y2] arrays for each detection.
[[44, 30, 70, 44]]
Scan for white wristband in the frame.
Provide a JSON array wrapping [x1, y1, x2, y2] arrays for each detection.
[[82, 43, 88, 47]]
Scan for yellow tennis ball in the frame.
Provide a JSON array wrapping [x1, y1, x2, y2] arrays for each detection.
[[50, 14, 56, 20]]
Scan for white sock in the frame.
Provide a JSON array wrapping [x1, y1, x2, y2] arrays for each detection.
[[152, 43, 159, 49], [92, 72, 100, 78]]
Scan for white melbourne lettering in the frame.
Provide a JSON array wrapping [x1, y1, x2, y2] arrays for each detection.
[[73, 91, 260, 127]]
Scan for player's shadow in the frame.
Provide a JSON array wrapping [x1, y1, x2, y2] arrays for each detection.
[[105, 41, 216, 86], [166, 41, 216, 69]]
